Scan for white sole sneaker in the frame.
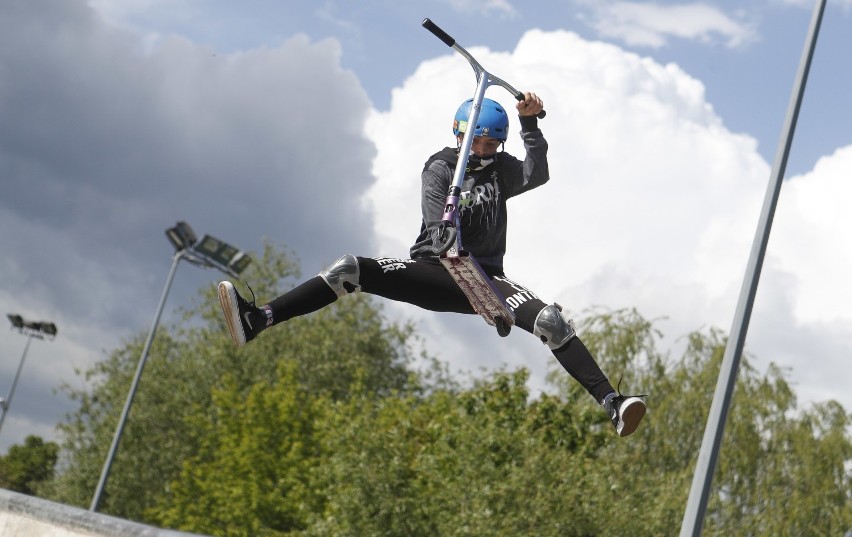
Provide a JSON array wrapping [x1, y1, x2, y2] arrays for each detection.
[[218, 281, 247, 346], [617, 397, 646, 437]]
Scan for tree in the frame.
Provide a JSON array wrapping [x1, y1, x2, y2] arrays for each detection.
[[0, 435, 59, 495], [45, 242, 420, 521], [301, 310, 851, 536], [576, 315, 852, 536], [152, 363, 328, 536], [41, 244, 851, 535], [306, 368, 610, 537]]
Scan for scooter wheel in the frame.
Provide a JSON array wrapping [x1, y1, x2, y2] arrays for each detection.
[[495, 317, 511, 337]]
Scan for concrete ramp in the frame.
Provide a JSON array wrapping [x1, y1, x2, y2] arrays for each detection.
[[0, 488, 209, 537]]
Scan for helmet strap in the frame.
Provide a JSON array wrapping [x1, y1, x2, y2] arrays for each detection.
[[467, 153, 494, 171]]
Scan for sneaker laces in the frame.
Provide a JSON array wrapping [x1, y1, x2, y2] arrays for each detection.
[[611, 376, 648, 404], [242, 282, 273, 330], [243, 282, 258, 307]]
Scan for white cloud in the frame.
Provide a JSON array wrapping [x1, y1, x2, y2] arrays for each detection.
[[771, 146, 852, 324], [0, 0, 377, 451], [86, 0, 199, 26], [443, 0, 517, 18], [3, 0, 849, 456], [315, 1, 362, 34], [584, 2, 756, 48], [364, 28, 852, 414]]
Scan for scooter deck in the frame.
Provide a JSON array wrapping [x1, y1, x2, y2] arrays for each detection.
[[440, 251, 515, 336]]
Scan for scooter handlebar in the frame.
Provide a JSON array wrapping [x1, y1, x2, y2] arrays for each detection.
[[514, 92, 547, 119], [515, 91, 547, 119], [422, 18, 455, 47], [423, 18, 546, 120]]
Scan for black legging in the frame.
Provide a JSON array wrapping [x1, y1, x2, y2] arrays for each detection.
[[267, 256, 614, 402]]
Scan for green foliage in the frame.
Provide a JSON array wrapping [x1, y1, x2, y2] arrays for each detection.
[[39, 242, 851, 535], [0, 435, 59, 495], [153, 362, 327, 536], [307, 369, 610, 537], [45, 242, 417, 520]]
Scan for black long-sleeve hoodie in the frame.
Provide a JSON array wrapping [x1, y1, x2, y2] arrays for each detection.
[[409, 115, 549, 272]]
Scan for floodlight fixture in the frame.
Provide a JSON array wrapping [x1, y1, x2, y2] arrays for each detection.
[[7, 313, 58, 339], [165, 221, 197, 252], [40, 322, 58, 337], [229, 252, 252, 275], [1, 314, 57, 438], [6, 314, 23, 329], [193, 234, 252, 276]]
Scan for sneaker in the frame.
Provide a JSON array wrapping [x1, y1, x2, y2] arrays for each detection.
[[218, 281, 265, 347], [604, 393, 647, 437]]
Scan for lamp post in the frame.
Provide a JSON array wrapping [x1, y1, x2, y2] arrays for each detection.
[[678, 1, 825, 535], [90, 221, 250, 512], [1, 315, 58, 439]]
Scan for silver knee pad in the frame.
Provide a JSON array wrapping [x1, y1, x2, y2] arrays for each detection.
[[318, 254, 360, 297], [533, 304, 576, 350]]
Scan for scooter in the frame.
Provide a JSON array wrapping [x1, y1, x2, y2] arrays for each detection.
[[422, 18, 546, 337]]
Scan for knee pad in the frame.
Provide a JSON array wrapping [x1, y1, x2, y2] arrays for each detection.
[[318, 254, 360, 297], [533, 304, 576, 350]]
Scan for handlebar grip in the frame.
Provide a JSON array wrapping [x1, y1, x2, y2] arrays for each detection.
[[422, 18, 455, 47], [514, 92, 546, 119]]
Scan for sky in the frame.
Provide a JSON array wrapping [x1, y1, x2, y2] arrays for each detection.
[[0, 0, 850, 456]]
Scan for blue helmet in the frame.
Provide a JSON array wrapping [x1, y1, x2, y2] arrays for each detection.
[[452, 97, 509, 141]]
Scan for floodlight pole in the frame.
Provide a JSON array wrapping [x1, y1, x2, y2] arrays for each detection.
[[90, 249, 184, 512], [0, 333, 35, 438], [90, 222, 249, 512], [679, 1, 825, 535]]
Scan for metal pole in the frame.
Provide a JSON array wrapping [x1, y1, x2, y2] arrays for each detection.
[[679, 1, 826, 535], [90, 251, 184, 512], [0, 333, 34, 438]]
